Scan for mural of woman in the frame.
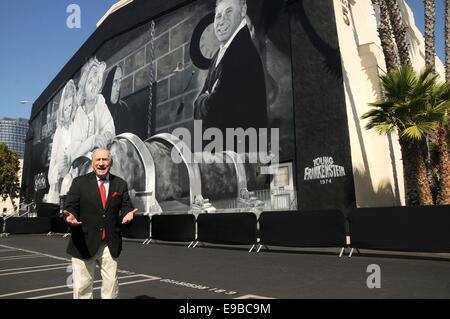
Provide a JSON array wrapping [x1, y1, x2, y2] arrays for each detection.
[[101, 65, 130, 135], [44, 80, 77, 204], [63, 57, 115, 189]]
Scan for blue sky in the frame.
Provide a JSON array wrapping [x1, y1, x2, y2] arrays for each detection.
[[0, 0, 116, 120], [0, 0, 446, 120]]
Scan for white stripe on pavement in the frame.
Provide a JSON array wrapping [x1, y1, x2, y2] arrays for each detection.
[[0, 265, 70, 276], [0, 274, 151, 298], [29, 277, 161, 299], [0, 263, 70, 273], [0, 244, 70, 262], [0, 255, 48, 261]]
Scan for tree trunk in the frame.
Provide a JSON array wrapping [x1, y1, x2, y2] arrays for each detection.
[[373, 0, 399, 72], [422, 1, 437, 201], [399, 137, 433, 205], [437, 126, 450, 204], [386, 0, 411, 66], [446, 0, 450, 82], [424, 0, 436, 70], [446, 0, 450, 141]]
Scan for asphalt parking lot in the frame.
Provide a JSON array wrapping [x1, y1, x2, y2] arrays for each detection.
[[1, 234, 449, 299]]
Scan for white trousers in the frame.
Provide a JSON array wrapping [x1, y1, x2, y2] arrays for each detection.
[[72, 243, 119, 299]]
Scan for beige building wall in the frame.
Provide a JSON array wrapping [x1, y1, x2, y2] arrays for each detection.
[[0, 159, 23, 216], [333, 0, 445, 207]]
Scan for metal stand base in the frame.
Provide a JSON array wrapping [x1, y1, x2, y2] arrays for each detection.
[[339, 247, 361, 257], [256, 244, 269, 253], [348, 247, 361, 257], [142, 238, 152, 245]]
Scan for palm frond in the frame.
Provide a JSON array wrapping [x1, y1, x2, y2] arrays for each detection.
[[412, 65, 438, 97], [401, 122, 438, 140], [431, 101, 450, 115], [373, 123, 396, 135], [364, 65, 450, 138]]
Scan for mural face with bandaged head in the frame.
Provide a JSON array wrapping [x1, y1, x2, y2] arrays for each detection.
[[77, 57, 106, 114]]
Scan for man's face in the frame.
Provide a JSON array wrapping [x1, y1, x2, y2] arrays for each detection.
[[92, 149, 112, 178], [214, 0, 245, 44]]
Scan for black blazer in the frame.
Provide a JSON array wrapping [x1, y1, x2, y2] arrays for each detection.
[[64, 172, 134, 259], [194, 25, 268, 133]]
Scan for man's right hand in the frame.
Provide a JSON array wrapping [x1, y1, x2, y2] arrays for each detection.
[[63, 210, 82, 226]]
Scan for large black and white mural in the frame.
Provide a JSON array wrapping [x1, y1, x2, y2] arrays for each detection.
[[22, 0, 356, 213]]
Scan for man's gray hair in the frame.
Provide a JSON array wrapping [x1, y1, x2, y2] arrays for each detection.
[[216, 0, 246, 7], [92, 148, 112, 160]]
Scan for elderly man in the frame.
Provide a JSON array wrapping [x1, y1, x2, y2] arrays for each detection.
[[194, 0, 267, 136], [64, 148, 137, 299]]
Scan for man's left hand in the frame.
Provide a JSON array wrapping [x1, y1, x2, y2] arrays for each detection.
[[121, 208, 138, 224]]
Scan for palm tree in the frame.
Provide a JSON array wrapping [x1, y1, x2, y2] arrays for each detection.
[[424, 0, 436, 70], [429, 0, 450, 205], [372, 0, 399, 72], [429, 83, 450, 204], [362, 65, 441, 205], [385, 0, 411, 66]]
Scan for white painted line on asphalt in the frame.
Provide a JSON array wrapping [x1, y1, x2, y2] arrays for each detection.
[[0, 274, 150, 298], [29, 276, 161, 299], [0, 244, 70, 262], [0, 255, 48, 261], [158, 278, 239, 297], [234, 294, 274, 299], [0, 263, 70, 273], [0, 254, 38, 260], [0, 243, 260, 299], [0, 243, 241, 299], [0, 244, 140, 275], [0, 265, 69, 276]]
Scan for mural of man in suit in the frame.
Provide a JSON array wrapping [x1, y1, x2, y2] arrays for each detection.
[[194, 0, 267, 139]]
